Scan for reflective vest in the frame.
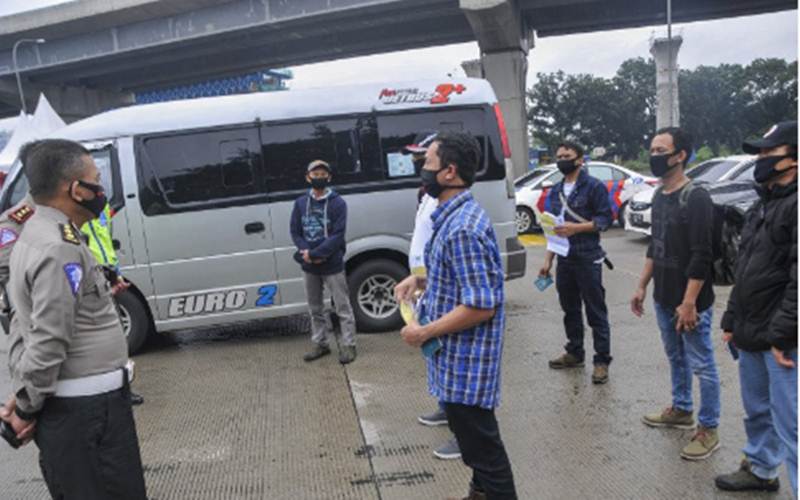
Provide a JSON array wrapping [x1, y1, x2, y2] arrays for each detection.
[[80, 203, 118, 268]]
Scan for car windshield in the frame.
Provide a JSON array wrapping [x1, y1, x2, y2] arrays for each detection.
[[686, 159, 740, 183], [515, 168, 553, 188]]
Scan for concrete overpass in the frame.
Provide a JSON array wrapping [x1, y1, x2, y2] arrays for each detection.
[[0, 0, 795, 176]]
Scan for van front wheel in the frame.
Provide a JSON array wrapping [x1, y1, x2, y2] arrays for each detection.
[[115, 290, 151, 355], [348, 259, 406, 333]]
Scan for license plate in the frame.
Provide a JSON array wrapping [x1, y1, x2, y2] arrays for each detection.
[[631, 214, 644, 224]]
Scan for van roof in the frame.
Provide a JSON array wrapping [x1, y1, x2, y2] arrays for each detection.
[[57, 78, 497, 142]]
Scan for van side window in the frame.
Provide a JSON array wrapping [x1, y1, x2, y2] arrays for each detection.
[[376, 108, 502, 181], [260, 117, 382, 192], [138, 128, 261, 213]]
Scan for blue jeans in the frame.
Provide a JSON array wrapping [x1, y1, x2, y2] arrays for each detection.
[[654, 302, 721, 428], [556, 260, 612, 365], [739, 349, 797, 493]]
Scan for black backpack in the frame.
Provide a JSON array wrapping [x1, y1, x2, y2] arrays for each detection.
[[656, 181, 745, 286]]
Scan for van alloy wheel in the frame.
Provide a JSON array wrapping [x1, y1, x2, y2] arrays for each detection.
[[118, 304, 132, 337], [357, 274, 399, 320]]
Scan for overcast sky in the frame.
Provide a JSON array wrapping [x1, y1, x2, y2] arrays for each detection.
[[1, 1, 797, 90]]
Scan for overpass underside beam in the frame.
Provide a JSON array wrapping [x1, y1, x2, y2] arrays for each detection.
[[0, 79, 133, 122]]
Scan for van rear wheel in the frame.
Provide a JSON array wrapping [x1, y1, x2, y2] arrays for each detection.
[[115, 290, 151, 355], [348, 259, 406, 333]]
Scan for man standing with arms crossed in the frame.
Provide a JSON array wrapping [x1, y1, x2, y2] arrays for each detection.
[[396, 132, 516, 500], [631, 127, 722, 461]]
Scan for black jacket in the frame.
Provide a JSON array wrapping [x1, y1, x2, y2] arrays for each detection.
[[721, 182, 797, 352]]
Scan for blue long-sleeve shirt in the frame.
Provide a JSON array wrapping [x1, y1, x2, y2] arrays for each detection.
[[290, 189, 347, 275], [544, 168, 613, 263]]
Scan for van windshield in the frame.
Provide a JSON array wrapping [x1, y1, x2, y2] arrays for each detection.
[[2, 148, 116, 210]]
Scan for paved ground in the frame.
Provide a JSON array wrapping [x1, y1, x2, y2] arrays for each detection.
[[0, 228, 794, 499]]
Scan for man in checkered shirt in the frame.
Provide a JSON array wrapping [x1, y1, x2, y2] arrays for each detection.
[[395, 132, 516, 500]]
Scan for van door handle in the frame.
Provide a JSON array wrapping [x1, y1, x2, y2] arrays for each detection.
[[244, 222, 265, 234]]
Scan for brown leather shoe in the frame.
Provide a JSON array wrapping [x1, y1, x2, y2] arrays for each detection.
[[592, 364, 609, 384], [548, 352, 584, 369]]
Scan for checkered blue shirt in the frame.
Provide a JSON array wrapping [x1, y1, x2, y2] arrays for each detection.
[[418, 191, 506, 409]]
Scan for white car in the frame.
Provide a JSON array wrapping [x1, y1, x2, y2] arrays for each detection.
[[515, 162, 657, 233], [624, 155, 757, 236]]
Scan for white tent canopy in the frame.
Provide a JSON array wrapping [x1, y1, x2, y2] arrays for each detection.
[[0, 94, 66, 172]]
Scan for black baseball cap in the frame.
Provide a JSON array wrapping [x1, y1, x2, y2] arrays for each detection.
[[742, 121, 798, 154], [404, 131, 438, 154]]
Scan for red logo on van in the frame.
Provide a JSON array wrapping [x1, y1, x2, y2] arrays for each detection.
[[379, 84, 466, 105]]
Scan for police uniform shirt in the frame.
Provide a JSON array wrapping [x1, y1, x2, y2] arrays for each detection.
[[8, 205, 127, 416], [0, 194, 35, 287]]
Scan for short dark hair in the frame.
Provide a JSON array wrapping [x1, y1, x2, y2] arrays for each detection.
[[433, 132, 481, 186], [655, 127, 693, 165], [24, 139, 90, 200], [18, 140, 44, 168], [556, 141, 584, 159]]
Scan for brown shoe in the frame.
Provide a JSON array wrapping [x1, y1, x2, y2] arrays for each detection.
[[548, 352, 584, 369], [592, 364, 609, 384], [642, 406, 695, 429]]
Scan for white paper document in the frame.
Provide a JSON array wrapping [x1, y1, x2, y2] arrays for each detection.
[[539, 211, 570, 257]]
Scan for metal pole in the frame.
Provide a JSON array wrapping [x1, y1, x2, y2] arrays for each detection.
[[12, 38, 46, 115], [666, 0, 673, 127]]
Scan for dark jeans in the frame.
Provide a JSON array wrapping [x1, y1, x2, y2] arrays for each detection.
[[556, 259, 612, 365], [35, 383, 147, 500], [443, 402, 517, 500]]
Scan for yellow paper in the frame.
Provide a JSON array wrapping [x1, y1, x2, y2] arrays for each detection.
[[400, 301, 417, 325]]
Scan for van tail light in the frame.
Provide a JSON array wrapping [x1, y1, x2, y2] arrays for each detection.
[[493, 103, 512, 159]]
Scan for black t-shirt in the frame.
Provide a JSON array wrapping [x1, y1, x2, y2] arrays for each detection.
[[647, 183, 715, 311]]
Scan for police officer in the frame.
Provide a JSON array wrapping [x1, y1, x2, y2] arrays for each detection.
[[0, 141, 40, 333], [0, 139, 147, 499]]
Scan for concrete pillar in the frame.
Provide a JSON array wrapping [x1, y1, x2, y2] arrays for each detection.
[[460, 0, 533, 179], [650, 35, 682, 130]]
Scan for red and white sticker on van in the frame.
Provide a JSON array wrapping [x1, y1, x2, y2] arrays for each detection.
[[378, 83, 467, 106]]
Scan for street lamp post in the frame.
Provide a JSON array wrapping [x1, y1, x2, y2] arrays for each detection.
[[12, 38, 46, 115]]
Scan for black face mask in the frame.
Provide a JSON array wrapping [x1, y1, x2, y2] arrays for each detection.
[[754, 155, 796, 184], [73, 180, 107, 218], [420, 168, 445, 198], [649, 152, 680, 178], [310, 177, 329, 190], [556, 159, 580, 175]]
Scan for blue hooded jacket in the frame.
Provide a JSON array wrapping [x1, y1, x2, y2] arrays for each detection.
[[290, 189, 347, 275]]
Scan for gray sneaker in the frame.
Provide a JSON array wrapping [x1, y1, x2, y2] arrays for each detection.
[[339, 345, 357, 364], [433, 438, 461, 460], [303, 344, 331, 362], [418, 408, 448, 427]]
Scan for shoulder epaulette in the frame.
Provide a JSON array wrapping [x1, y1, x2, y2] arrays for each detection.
[[60, 223, 81, 245], [8, 204, 34, 224]]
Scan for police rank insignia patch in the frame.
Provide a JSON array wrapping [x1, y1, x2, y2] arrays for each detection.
[[0, 228, 18, 248], [8, 205, 33, 224], [63, 263, 83, 296], [60, 223, 81, 245]]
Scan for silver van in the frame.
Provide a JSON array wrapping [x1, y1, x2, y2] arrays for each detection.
[[1, 79, 526, 353]]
